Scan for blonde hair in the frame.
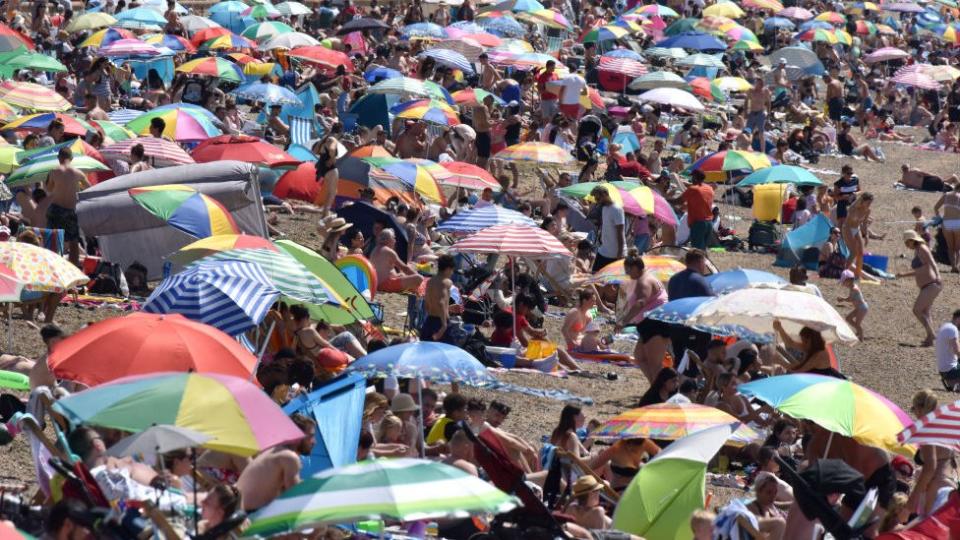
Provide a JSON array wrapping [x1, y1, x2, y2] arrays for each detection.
[[879, 492, 909, 533], [690, 509, 716, 533], [912, 389, 938, 417], [377, 414, 403, 443], [363, 392, 389, 423]]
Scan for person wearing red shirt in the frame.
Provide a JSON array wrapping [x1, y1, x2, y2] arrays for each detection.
[[618, 152, 651, 179], [682, 170, 715, 250], [536, 60, 560, 121]]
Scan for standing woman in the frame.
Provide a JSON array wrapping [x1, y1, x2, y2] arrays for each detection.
[[842, 192, 875, 278], [897, 230, 942, 347], [314, 123, 343, 216], [907, 389, 958, 516], [615, 249, 670, 384], [933, 184, 960, 273], [86, 58, 113, 111]]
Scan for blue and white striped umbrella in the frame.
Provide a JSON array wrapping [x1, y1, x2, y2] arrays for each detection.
[[479, 17, 526, 37], [436, 205, 536, 234], [419, 48, 475, 74], [403, 22, 446, 39], [143, 260, 280, 336], [645, 296, 773, 344], [107, 108, 144, 125]]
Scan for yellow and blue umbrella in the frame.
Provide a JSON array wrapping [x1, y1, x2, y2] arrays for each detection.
[[391, 99, 460, 126], [359, 156, 444, 203], [128, 184, 239, 238], [79, 27, 135, 48]]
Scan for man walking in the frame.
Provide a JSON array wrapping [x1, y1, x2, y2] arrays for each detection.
[[591, 185, 625, 272]]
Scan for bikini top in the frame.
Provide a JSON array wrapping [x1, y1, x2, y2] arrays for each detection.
[[912, 254, 923, 269]]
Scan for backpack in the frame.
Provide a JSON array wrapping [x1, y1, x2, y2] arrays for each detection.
[[88, 261, 128, 297], [748, 220, 782, 251]]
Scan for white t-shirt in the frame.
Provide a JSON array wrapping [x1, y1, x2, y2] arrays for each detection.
[[558, 75, 587, 105], [936, 322, 960, 373], [598, 204, 626, 259]]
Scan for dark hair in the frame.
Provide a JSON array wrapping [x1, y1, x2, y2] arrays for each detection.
[[45, 499, 89, 535], [421, 387, 438, 403], [208, 484, 241, 516], [442, 393, 467, 414], [289, 304, 310, 321], [466, 398, 486, 412], [290, 413, 316, 433], [550, 404, 582, 443], [131, 143, 145, 159], [578, 289, 594, 304], [437, 253, 455, 272], [359, 430, 374, 450], [684, 249, 706, 266], [489, 400, 511, 416], [41, 324, 64, 343], [678, 379, 698, 395], [48, 118, 64, 133], [287, 358, 316, 387], [763, 419, 797, 447], [799, 326, 826, 359], [624, 248, 645, 272], [639, 367, 678, 406], [953, 309, 960, 321], [150, 117, 166, 132], [57, 147, 72, 163], [67, 426, 99, 462], [691, 169, 705, 183], [756, 445, 777, 468]]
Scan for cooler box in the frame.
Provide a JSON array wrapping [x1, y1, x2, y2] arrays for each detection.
[[485, 346, 517, 368], [753, 184, 789, 223]]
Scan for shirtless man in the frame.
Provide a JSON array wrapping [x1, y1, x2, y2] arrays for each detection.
[[396, 121, 427, 159], [45, 148, 89, 268], [478, 53, 500, 91], [266, 104, 289, 145], [83, 92, 109, 121], [129, 143, 152, 173], [901, 163, 956, 192], [370, 229, 423, 294], [473, 96, 493, 169], [14, 186, 48, 227], [772, 58, 791, 98], [744, 78, 772, 152], [442, 424, 478, 476], [421, 254, 453, 343], [235, 415, 315, 511], [824, 71, 845, 124]]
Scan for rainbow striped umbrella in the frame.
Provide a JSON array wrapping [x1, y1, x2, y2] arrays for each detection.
[[495, 141, 574, 164], [80, 27, 135, 48], [739, 374, 912, 454], [125, 106, 222, 141], [581, 24, 631, 43], [795, 28, 839, 43], [391, 99, 460, 126], [201, 32, 257, 50], [689, 150, 772, 176], [129, 184, 239, 238], [359, 157, 444, 202], [593, 403, 759, 444], [168, 234, 280, 267], [559, 181, 678, 226], [0, 81, 70, 111], [144, 33, 196, 52], [518, 8, 572, 29], [53, 372, 305, 456], [3, 112, 94, 136], [588, 255, 685, 284]]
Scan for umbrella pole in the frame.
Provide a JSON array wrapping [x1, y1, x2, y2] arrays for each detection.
[[511, 256, 516, 347], [823, 431, 834, 459], [193, 450, 199, 537], [249, 320, 276, 382], [418, 377, 425, 458], [6, 302, 10, 352]]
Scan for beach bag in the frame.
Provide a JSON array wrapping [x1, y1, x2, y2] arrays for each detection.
[[88, 261, 127, 297], [748, 220, 782, 251]]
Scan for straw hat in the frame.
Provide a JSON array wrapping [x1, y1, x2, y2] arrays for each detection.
[[902, 229, 924, 244], [391, 394, 420, 413], [572, 475, 604, 498]]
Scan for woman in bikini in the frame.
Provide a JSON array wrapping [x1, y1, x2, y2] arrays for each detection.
[[313, 124, 343, 216], [774, 321, 844, 378], [897, 230, 942, 347], [598, 438, 660, 492], [907, 389, 958, 516], [562, 289, 597, 352], [289, 305, 351, 378], [615, 249, 669, 385], [843, 192, 875, 278], [933, 184, 960, 273]]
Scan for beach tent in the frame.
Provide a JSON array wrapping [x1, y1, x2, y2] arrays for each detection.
[[77, 160, 268, 278], [349, 93, 394, 135], [774, 213, 832, 269], [283, 373, 366, 475]]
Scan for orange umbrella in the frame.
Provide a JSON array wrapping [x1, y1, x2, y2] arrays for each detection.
[[48, 312, 258, 387]]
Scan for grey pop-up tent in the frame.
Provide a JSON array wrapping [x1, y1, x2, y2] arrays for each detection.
[[77, 160, 269, 279]]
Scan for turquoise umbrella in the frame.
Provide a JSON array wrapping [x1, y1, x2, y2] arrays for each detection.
[[737, 164, 824, 187]]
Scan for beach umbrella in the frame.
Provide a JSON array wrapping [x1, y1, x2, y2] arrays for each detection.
[[863, 46, 909, 63], [346, 342, 495, 385], [6, 155, 108, 187], [898, 399, 960, 450], [358, 156, 444, 202], [560, 181, 678, 226], [53, 372, 304, 456], [276, 1, 312, 15], [107, 425, 213, 458], [629, 70, 687, 90], [689, 287, 858, 344], [241, 20, 293, 40], [0, 242, 87, 293], [439, 161, 500, 190], [676, 52, 725, 68], [891, 71, 941, 90], [287, 46, 354, 72], [437, 205, 535, 234], [637, 87, 704, 111], [0, 48, 63, 72], [450, 223, 572, 259], [687, 77, 726, 102], [737, 165, 823, 187], [182, 15, 223, 33], [481, 0, 544, 12], [336, 17, 389, 35], [231, 81, 301, 105], [451, 87, 505, 106], [191, 135, 298, 168], [778, 6, 813, 19], [713, 76, 753, 92], [3, 112, 94, 136], [98, 38, 163, 57], [655, 31, 727, 51], [581, 25, 631, 43], [663, 17, 699, 35], [882, 2, 924, 12], [731, 39, 763, 52], [689, 150, 772, 176], [48, 310, 261, 385], [0, 99, 16, 123], [798, 20, 833, 31], [478, 16, 526, 37], [200, 32, 257, 50], [101, 137, 194, 167], [703, 1, 744, 18], [495, 141, 574, 164], [175, 57, 245, 82], [242, 2, 281, 19], [850, 20, 877, 35], [896, 63, 960, 83], [273, 162, 320, 202], [190, 26, 232, 45], [613, 423, 737, 539], [418, 48, 474, 73], [587, 255, 686, 284], [764, 16, 795, 30], [129, 184, 239, 238], [91, 119, 136, 143], [795, 28, 839, 44], [488, 51, 569, 74], [643, 47, 688, 59], [209, 0, 247, 14], [327, 157, 423, 208], [244, 458, 517, 537], [814, 10, 846, 23], [630, 4, 679, 16], [368, 77, 434, 99], [391, 99, 460, 126], [260, 32, 320, 50], [143, 33, 196, 52], [743, 0, 783, 10], [739, 374, 911, 453], [106, 108, 143, 125], [704, 269, 787, 294], [66, 12, 117, 31], [593, 403, 759, 443], [167, 234, 279, 266], [125, 106, 222, 142], [142, 260, 280, 336], [431, 38, 485, 62], [723, 25, 759, 43], [644, 296, 774, 343], [768, 46, 825, 76], [116, 7, 167, 29], [403, 22, 447, 39], [0, 81, 70, 112]]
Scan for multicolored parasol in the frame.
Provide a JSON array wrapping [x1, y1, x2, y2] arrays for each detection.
[[6, 155, 109, 187], [495, 141, 574, 164], [3, 112, 94, 136], [587, 256, 686, 284], [125, 106, 222, 141], [391, 99, 460, 126], [593, 403, 759, 444], [0, 241, 88, 292], [175, 56, 245, 82], [128, 184, 239, 238], [559, 181, 678, 226], [0, 81, 71, 111], [359, 157, 444, 202], [79, 27, 135, 48], [101, 137, 195, 167]]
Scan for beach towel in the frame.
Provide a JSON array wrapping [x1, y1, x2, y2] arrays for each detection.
[[713, 499, 759, 540], [289, 116, 314, 148]]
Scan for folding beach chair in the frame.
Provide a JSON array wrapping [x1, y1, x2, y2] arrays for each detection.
[[30, 227, 65, 256], [289, 115, 315, 148]]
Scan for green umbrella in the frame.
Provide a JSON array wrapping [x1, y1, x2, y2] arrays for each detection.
[[6, 155, 109, 188], [91, 119, 136, 143], [664, 17, 699, 36], [736, 164, 824, 187], [0, 47, 67, 73], [274, 239, 376, 324], [245, 458, 518, 538], [613, 423, 736, 539]]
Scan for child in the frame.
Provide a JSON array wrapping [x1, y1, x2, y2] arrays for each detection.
[[793, 198, 812, 229], [578, 321, 610, 353], [690, 509, 716, 540], [878, 492, 910, 533], [838, 269, 868, 340], [912, 206, 931, 243]]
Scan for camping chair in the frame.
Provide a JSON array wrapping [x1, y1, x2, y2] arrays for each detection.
[[289, 115, 315, 148], [336, 93, 359, 134]]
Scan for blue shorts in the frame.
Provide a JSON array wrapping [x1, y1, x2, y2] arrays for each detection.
[[746, 110, 767, 132]]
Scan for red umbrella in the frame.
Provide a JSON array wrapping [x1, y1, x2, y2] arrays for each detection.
[[48, 312, 258, 387], [274, 161, 319, 202], [0, 23, 34, 50], [191, 134, 299, 168], [287, 46, 354, 72], [440, 161, 500, 190], [190, 26, 232, 46]]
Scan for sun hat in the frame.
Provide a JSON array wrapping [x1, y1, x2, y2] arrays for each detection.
[[902, 229, 925, 244], [391, 393, 420, 413], [572, 475, 604, 498]]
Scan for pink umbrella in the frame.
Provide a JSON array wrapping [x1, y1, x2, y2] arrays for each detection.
[[881, 2, 924, 12], [99, 38, 160, 57], [777, 6, 813, 19], [891, 71, 941, 90], [101, 137, 195, 167], [450, 224, 573, 258], [863, 47, 909, 63]]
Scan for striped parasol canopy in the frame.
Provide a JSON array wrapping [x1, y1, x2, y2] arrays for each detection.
[[898, 400, 960, 450], [80, 27, 136, 48], [175, 56, 245, 82], [587, 255, 686, 284], [99, 38, 161, 57], [287, 46, 354, 72], [129, 184, 239, 238], [101, 136, 195, 167], [391, 99, 460, 126], [143, 259, 280, 336], [7, 155, 109, 187], [450, 224, 572, 259], [359, 156, 444, 202], [495, 141, 574, 164], [245, 458, 517, 537], [439, 161, 500, 190], [167, 234, 279, 266], [3, 112, 95, 136], [418, 48, 475, 74], [593, 403, 760, 444], [436, 205, 535, 234], [0, 81, 71, 112], [107, 107, 144, 125], [144, 33, 197, 52]]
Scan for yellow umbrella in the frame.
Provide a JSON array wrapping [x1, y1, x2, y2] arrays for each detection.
[[0, 242, 89, 292], [702, 1, 745, 18], [65, 12, 118, 32], [0, 144, 18, 174], [731, 39, 764, 51], [713, 76, 753, 92]]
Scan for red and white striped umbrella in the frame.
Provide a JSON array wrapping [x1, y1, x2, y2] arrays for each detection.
[[891, 71, 941, 90], [898, 400, 960, 450], [101, 137, 195, 167], [863, 47, 909, 63], [598, 56, 648, 77], [449, 224, 572, 259]]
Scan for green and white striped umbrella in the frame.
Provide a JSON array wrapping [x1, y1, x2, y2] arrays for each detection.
[[192, 248, 336, 308], [245, 458, 518, 537], [6, 155, 110, 188]]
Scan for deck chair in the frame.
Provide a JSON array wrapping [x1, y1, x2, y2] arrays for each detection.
[[289, 115, 315, 148]]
